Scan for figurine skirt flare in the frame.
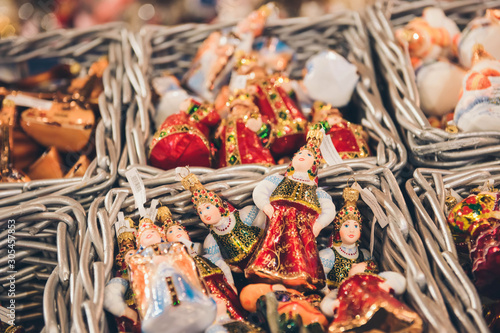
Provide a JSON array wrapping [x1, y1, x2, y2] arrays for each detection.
[[245, 201, 325, 291]]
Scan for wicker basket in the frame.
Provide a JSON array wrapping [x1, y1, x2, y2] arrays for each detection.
[[0, 196, 86, 332], [366, 1, 500, 169], [119, 10, 407, 184], [0, 22, 129, 207], [71, 162, 459, 332], [405, 161, 500, 333]]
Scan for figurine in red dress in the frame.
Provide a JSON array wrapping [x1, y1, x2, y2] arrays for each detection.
[[216, 91, 275, 167], [322, 273, 423, 333], [149, 112, 213, 171], [311, 102, 371, 160], [248, 75, 309, 158], [245, 127, 336, 291]]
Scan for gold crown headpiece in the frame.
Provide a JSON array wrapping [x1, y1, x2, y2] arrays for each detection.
[[156, 206, 180, 232], [180, 172, 229, 216], [332, 187, 362, 242]]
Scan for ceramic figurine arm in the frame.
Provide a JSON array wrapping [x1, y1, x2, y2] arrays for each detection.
[[320, 289, 339, 317], [314, 189, 336, 236], [378, 271, 407, 296], [103, 277, 129, 317], [252, 174, 283, 210], [239, 205, 266, 229], [204, 234, 223, 264], [319, 247, 335, 275], [360, 248, 373, 261], [204, 252, 236, 287]]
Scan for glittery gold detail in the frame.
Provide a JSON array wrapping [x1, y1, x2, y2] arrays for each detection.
[[445, 195, 458, 212], [326, 247, 364, 288], [256, 80, 308, 139], [149, 124, 212, 162], [328, 273, 422, 333], [125, 287, 135, 306], [445, 124, 459, 134], [117, 231, 136, 247], [192, 255, 223, 277], [180, 172, 231, 216], [269, 177, 321, 213], [343, 187, 360, 204], [225, 117, 242, 166], [156, 206, 177, 231], [306, 128, 324, 147], [211, 211, 263, 265]]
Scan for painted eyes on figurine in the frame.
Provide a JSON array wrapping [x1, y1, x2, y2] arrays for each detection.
[[276, 293, 290, 302]]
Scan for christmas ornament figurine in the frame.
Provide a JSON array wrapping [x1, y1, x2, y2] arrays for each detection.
[[160, 206, 248, 321], [458, 9, 500, 69], [319, 186, 378, 289], [128, 241, 217, 333], [395, 7, 459, 62], [216, 91, 275, 167], [245, 126, 336, 290], [454, 44, 500, 133], [240, 283, 328, 330], [321, 273, 423, 333], [136, 217, 165, 251], [103, 217, 141, 333], [448, 189, 500, 299], [178, 168, 265, 272], [248, 74, 308, 158], [149, 112, 213, 170], [311, 102, 371, 159]]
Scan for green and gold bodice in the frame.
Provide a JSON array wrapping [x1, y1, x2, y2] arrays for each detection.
[[193, 255, 223, 278], [211, 211, 263, 265], [270, 177, 320, 213], [326, 247, 364, 288]]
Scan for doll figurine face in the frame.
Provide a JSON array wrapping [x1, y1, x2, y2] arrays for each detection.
[[166, 225, 190, 243], [197, 203, 222, 225], [339, 219, 360, 246], [292, 149, 315, 173], [139, 229, 163, 248]]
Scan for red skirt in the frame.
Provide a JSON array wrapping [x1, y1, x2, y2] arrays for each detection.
[[245, 202, 325, 291], [204, 273, 248, 321]]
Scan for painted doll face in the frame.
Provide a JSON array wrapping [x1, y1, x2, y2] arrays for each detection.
[[197, 203, 222, 225], [139, 229, 163, 248], [292, 149, 314, 173], [339, 219, 360, 246], [166, 225, 190, 243]]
